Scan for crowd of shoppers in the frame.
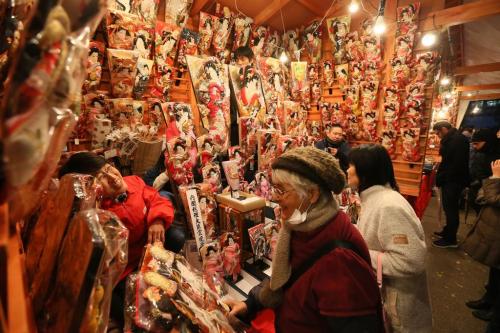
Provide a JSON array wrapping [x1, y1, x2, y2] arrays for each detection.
[[58, 118, 500, 333]]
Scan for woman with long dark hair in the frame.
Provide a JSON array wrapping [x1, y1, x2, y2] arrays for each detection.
[[348, 144, 432, 333]]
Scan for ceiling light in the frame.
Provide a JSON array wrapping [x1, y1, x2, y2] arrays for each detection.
[[467, 92, 472, 97], [373, 16, 386, 35], [348, 0, 360, 13], [421, 32, 437, 47], [472, 106, 480, 114], [444, 92, 452, 99], [279, 51, 289, 64], [440, 77, 451, 86]]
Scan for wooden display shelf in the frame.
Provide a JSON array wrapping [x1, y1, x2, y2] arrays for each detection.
[[7, 226, 36, 333]]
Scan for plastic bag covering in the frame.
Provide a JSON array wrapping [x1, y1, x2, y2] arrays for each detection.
[[125, 243, 235, 333], [1, 2, 105, 204], [164, 0, 193, 28], [80, 209, 129, 333], [198, 12, 217, 54], [3, 26, 90, 187]]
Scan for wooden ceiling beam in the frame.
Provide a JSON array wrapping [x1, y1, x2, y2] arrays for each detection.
[[294, 0, 325, 18], [460, 93, 500, 101], [254, 0, 292, 26], [190, 0, 215, 15], [420, 0, 500, 31], [454, 62, 500, 76], [456, 83, 500, 92]]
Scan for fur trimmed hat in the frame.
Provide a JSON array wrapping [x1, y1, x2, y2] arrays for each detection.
[[271, 146, 346, 194]]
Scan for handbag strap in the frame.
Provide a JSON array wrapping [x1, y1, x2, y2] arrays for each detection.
[[376, 252, 383, 289], [283, 239, 360, 290]]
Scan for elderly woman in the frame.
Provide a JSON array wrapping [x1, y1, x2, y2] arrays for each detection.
[[348, 144, 432, 333], [228, 147, 383, 332]]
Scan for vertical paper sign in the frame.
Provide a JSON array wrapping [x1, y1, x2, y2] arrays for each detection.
[[186, 188, 207, 250]]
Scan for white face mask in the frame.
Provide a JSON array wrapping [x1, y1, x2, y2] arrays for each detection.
[[285, 198, 312, 225]]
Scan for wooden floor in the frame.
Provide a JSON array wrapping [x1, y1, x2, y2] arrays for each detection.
[[423, 196, 488, 333]]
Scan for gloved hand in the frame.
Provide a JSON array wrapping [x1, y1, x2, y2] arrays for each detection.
[[153, 172, 169, 190]]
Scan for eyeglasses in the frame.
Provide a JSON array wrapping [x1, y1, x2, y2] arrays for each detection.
[[271, 186, 293, 199]]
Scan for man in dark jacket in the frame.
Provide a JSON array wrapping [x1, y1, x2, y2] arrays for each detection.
[[433, 121, 470, 248], [315, 123, 351, 174], [469, 129, 500, 214]]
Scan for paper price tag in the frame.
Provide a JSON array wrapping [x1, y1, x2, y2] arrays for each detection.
[[74, 138, 80, 145]]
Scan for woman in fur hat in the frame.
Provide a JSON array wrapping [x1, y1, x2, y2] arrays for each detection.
[[226, 147, 383, 332]]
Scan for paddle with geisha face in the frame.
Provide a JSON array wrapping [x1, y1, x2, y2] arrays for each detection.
[[163, 102, 195, 141], [347, 114, 362, 141], [232, 16, 253, 51], [413, 51, 437, 84], [164, 0, 193, 28], [397, 3, 420, 36], [132, 0, 159, 23], [381, 130, 398, 159], [284, 100, 307, 136], [331, 102, 348, 129], [107, 49, 138, 98], [307, 121, 322, 143], [239, 116, 259, 160], [343, 85, 360, 117], [201, 162, 223, 194], [134, 24, 154, 59], [263, 30, 281, 58], [290, 61, 310, 104], [349, 61, 364, 85], [84, 41, 105, 92], [322, 60, 335, 87], [198, 12, 217, 55], [390, 56, 411, 88], [177, 28, 199, 69], [302, 20, 323, 63], [345, 31, 365, 63], [256, 56, 286, 131], [212, 7, 234, 55], [229, 63, 267, 124], [153, 21, 180, 98], [319, 101, 331, 129], [383, 85, 401, 131], [335, 63, 349, 87], [106, 10, 138, 49], [283, 29, 301, 62], [362, 35, 382, 63], [186, 55, 231, 152], [327, 15, 351, 64], [401, 127, 421, 162], [257, 130, 279, 175], [251, 25, 269, 56], [166, 137, 194, 186], [404, 82, 425, 128]]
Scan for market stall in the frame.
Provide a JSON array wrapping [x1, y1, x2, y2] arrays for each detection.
[[2, 0, 500, 332]]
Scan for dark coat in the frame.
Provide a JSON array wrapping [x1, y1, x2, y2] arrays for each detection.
[[470, 140, 500, 186], [315, 139, 351, 174], [436, 128, 470, 187], [463, 178, 500, 268]]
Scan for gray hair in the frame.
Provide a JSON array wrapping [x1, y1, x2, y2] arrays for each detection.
[[272, 168, 321, 200]]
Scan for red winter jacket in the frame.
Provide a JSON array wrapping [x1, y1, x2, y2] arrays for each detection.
[[101, 176, 174, 280]]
